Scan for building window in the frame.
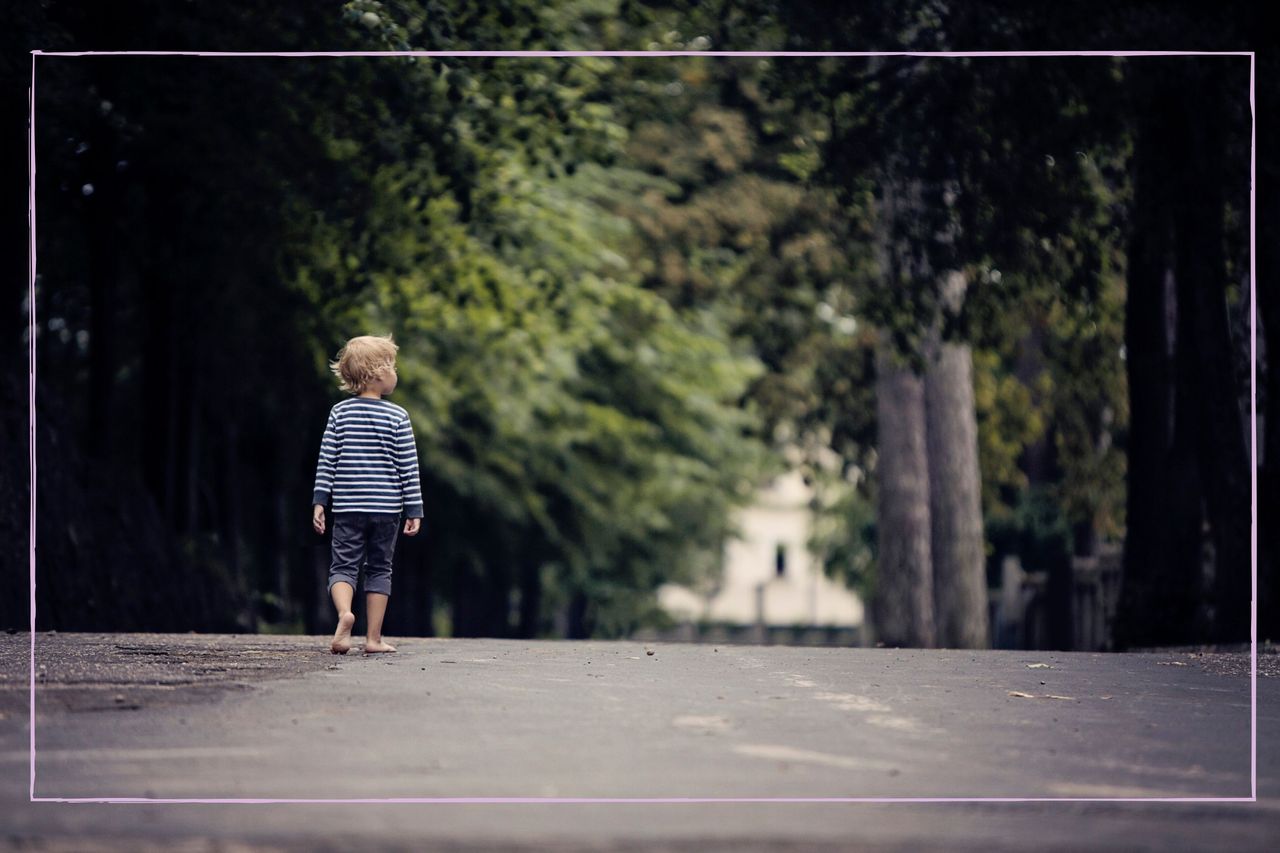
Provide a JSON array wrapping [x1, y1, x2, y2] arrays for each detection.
[[775, 543, 787, 577]]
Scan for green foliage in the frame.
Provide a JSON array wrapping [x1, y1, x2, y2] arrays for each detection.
[[1042, 268, 1129, 540], [278, 2, 775, 635], [972, 346, 1048, 520], [569, 30, 886, 609], [16, 0, 1158, 639]]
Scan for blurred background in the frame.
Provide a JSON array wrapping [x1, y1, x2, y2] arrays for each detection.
[[2, 0, 1270, 651]]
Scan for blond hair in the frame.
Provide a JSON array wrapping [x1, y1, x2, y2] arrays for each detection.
[[330, 334, 399, 394]]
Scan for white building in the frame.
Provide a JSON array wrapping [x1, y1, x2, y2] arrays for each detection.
[[657, 468, 865, 630]]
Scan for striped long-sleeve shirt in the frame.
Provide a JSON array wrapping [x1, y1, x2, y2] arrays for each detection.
[[311, 397, 424, 518]]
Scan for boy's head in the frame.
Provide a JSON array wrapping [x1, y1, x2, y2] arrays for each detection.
[[330, 334, 399, 395]]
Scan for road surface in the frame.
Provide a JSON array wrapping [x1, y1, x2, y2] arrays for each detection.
[[0, 632, 1276, 851]]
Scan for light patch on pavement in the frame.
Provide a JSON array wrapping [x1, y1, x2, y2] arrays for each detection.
[[1048, 782, 1210, 798], [865, 715, 930, 733], [812, 692, 892, 713], [775, 672, 818, 687], [672, 714, 733, 733], [733, 743, 897, 772], [1086, 758, 1232, 782], [1055, 756, 1244, 786], [771, 671, 941, 736], [2, 746, 268, 763]]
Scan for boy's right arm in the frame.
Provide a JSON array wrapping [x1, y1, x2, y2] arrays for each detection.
[[312, 409, 340, 530]]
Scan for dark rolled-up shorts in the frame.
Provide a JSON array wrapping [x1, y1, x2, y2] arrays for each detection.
[[328, 512, 400, 597]]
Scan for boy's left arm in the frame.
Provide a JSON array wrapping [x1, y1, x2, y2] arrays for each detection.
[[397, 414, 424, 535]]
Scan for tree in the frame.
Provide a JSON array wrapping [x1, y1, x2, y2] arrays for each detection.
[[1113, 55, 1252, 647], [754, 1, 1138, 648], [925, 273, 988, 648]]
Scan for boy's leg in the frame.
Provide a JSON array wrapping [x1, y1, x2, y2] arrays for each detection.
[[327, 514, 364, 654], [363, 516, 399, 653], [365, 593, 393, 650], [330, 580, 354, 613], [329, 581, 356, 655]]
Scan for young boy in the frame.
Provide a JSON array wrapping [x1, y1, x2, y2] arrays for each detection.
[[312, 334, 422, 655]]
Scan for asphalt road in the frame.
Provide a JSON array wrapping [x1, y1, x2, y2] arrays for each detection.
[[1, 632, 1277, 851]]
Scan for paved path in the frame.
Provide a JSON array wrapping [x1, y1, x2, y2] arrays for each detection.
[[1, 633, 1277, 851]]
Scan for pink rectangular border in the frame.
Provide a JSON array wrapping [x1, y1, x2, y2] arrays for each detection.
[[26, 48, 1258, 805]]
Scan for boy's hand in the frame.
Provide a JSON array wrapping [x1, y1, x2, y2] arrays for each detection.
[[312, 504, 326, 535], [404, 517, 421, 536]]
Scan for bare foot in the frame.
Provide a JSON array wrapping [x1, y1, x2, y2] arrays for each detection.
[[364, 639, 397, 654], [331, 611, 355, 655]]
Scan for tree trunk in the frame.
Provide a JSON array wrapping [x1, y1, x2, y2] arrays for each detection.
[[493, 559, 513, 638], [140, 186, 178, 523], [272, 481, 290, 620], [1175, 61, 1252, 644], [1115, 121, 1166, 651], [221, 418, 248, 623], [873, 343, 936, 648], [924, 271, 989, 649], [518, 557, 543, 638], [420, 540, 436, 637], [1259, 51, 1280, 646], [1115, 63, 1203, 649], [1169, 256, 1209, 642], [566, 587, 591, 640], [85, 111, 118, 462], [181, 365, 200, 539]]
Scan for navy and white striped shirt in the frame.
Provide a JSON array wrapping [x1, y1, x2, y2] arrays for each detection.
[[312, 397, 424, 518]]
